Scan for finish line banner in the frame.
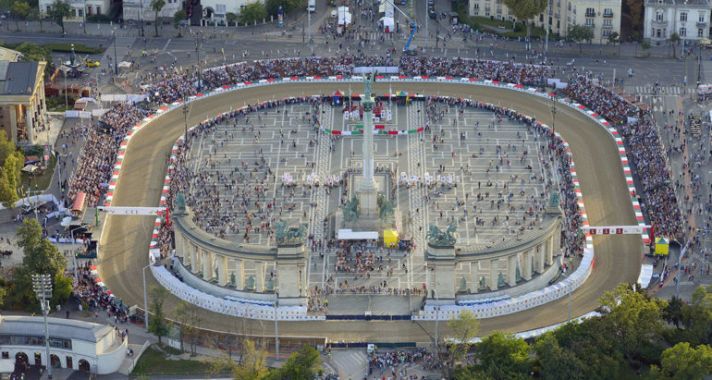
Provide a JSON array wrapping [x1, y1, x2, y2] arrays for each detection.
[[353, 66, 399, 74], [582, 225, 649, 235]]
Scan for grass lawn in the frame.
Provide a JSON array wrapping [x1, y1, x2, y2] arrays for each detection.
[[131, 345, 229, 378], [21, 155, 56, 192]]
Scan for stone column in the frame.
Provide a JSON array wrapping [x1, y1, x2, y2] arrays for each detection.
[[9, 106, 17, 144], [535, 246, 545, 274], [470, 265, 479, 294], [189, 242, 197, 270], [546, 235, 554, 266], [426, 245, 457, 300], [201, 250, 210, 279], [522, 249, 532, 280], [255, 261, 265, 292], [220, 256, 229, 286], [489, 259, 499, 291], [234, 259, 244, 289], [508, 255, 517, 287], [25, 104, 34, 144]]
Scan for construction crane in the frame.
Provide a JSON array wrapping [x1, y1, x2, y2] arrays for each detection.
[[381, 0, 418, 54]]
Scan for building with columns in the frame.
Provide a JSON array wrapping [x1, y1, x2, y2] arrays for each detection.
[[0, 315, 127, 375], [468, 0, 622, 43], [172, 204, 308, 306], [427, 206, 563, 301], [39, 0, 112, 21], [643, 0, 711, 42], [0, 60, 48, 145]]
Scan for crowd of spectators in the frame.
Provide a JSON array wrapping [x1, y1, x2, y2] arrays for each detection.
[[564, 76, 683, 239], [67, 103, 146, 207], [72, 262, 129, 324], [369, 348, 439, 378]]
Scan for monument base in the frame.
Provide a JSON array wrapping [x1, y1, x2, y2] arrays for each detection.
[[334, 171, 397, 234]]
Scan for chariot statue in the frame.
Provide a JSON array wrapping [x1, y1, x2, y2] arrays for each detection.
[[426, 223, 457, 247], [342, 196, 360, 223], [275, 220, 307, 246]]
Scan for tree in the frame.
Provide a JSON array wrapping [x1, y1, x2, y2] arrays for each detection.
[[599, 283, 667, 362], [173, 300, 201, 354], [501, 0, 547, 42], [607, 31, 619, 44], [669, 32, 681, 59], [472, 332, 531, 380], [533, 333, 589, 380], [48, 0, 71, 35], [8, 219, 72, 309], [239, 2, 267, 25], [568, 25, 594, 53], [0, 284, 6, 306], [173, 9, 186, 36], [148, 285, 170, 344], [267, 345, 321, 380], [625, 0, 643, 34], [28, 7, 42, 32], [265, 0, 306, 16], [650, 342, 712, 380], [150, 0, 166, 37], [226, 12, 238, 26], [211, 339, 269, 380], [444, 310, 480, 373], [10, 1, 31, 31], [663, 296, 686, 328]]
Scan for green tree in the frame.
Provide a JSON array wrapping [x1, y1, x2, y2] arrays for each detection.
[[501, 0, 547, 41], [533, 332, 588, 380], [48, 0, 71, 34], [173, 9, 186, 36], [444, 310, 480, 374], [676, 285, 712, 345], [663, 296, 686, 328], [10, 1, 31, 31], [210, 339, 269, 380], [625, 0, 643, 33], [650, 342, 712, 380], [267, 345, 321, 380], [150, 0, 165, 37], [0, 171, 18, 207], [226, 12, 238, 26], [8, 219, 72, 309], [607, 31, 619, 44], [239, 2, 267, 25], [599, 283, 667, 362], [568, 25, 594, 52], [265, 0, 306, 16], [0, 284, 6, 306], [147, 285, 170, 344], [473, 332, 531, 380], [173, 300, 201, 354], [669, 32, 681, 59]]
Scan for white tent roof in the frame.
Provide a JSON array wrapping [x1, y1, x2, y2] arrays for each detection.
[[637, 264, 654, 289], [337, 229, 378, 240]]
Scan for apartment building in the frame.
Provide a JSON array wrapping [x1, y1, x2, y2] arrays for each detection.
[[643, 0, 710, 41]]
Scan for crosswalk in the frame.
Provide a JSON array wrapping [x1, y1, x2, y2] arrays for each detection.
[[628, 85, 693, 95], [330, 350, 369, 379]]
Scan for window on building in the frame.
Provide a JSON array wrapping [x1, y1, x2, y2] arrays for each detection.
[[1, 352, 8, 359], [603, 8, 613, 17], [680, 12, 687, 22], [585, 17, 594, 27], [78, 9, 83, 17], [96, 6, 101, 15], [656, 10, 664, 22], [585, 7, 595, 17], [485, 7, 490, 16], [567, 3, 571, 11], [699, 11, 705, 22], [699, 28, 704, 37], [603, 19, 611, 26], [540, 14, 543, 22], [680, 27, 686, 36], [497, 7, 502, 15]]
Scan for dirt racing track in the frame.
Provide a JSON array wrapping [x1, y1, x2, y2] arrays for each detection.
[[98, 80, 642, 342]]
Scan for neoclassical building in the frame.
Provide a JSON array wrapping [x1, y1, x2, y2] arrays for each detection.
[[643, 0, 711, 42], [172, 201, 308, 306], [427, 204, 563, 301]]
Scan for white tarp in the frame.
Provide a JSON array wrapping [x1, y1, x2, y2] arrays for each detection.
[[337, 229, 378, 240], [337, 6, 352, 26], [638, 264, 654, 289], [380, 16, 394, 31], [353, 66, 399, 74]]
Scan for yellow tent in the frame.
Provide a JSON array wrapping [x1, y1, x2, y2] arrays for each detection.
[[383, 229, 399, 248], [654, 237, 669, 256]]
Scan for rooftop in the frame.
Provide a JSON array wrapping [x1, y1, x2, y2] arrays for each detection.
[[0, 61, 39, 96], [0, 315, 114, 343]]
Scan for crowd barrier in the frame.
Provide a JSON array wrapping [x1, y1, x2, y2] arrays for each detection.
[[100, 69, 644, 323]]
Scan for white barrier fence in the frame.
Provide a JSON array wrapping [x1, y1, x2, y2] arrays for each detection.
[[101, 74, 646, 324], [150, 265, 326, 321]]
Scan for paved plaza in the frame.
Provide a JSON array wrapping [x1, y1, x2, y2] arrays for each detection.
[[180, 97, 558, 311]]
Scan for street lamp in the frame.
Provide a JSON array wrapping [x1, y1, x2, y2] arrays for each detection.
[[32, 273, 53, 379], [111, 29, 119, 75], [550, 98, 557, 136], [142, 264, 151, 330], [274, 292, 280, 361]]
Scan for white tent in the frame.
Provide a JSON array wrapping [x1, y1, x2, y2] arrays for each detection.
[[337, 6, 352, 26], [380, 17, 395, 32]]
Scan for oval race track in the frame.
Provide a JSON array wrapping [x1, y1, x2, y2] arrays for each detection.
[[98, 82, 641, 342]]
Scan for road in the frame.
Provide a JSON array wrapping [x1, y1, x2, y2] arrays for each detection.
[[98, 82, 641, 343]]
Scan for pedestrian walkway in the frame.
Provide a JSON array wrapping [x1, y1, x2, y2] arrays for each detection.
[[628, 85, 693, 95]]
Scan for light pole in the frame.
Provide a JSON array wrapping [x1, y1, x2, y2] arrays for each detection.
[[274, 292, 280, 361], [83, 0, 87, 34], [142, 264, 151, 329], [112, 29, 119, 75], [32, 273, 53, 379], [550, 98, 557, 136], [424, 0, 429, 50], [139, 0, 145, 37], [433, 305, 440, 353], [70, 228, 78, 282]]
